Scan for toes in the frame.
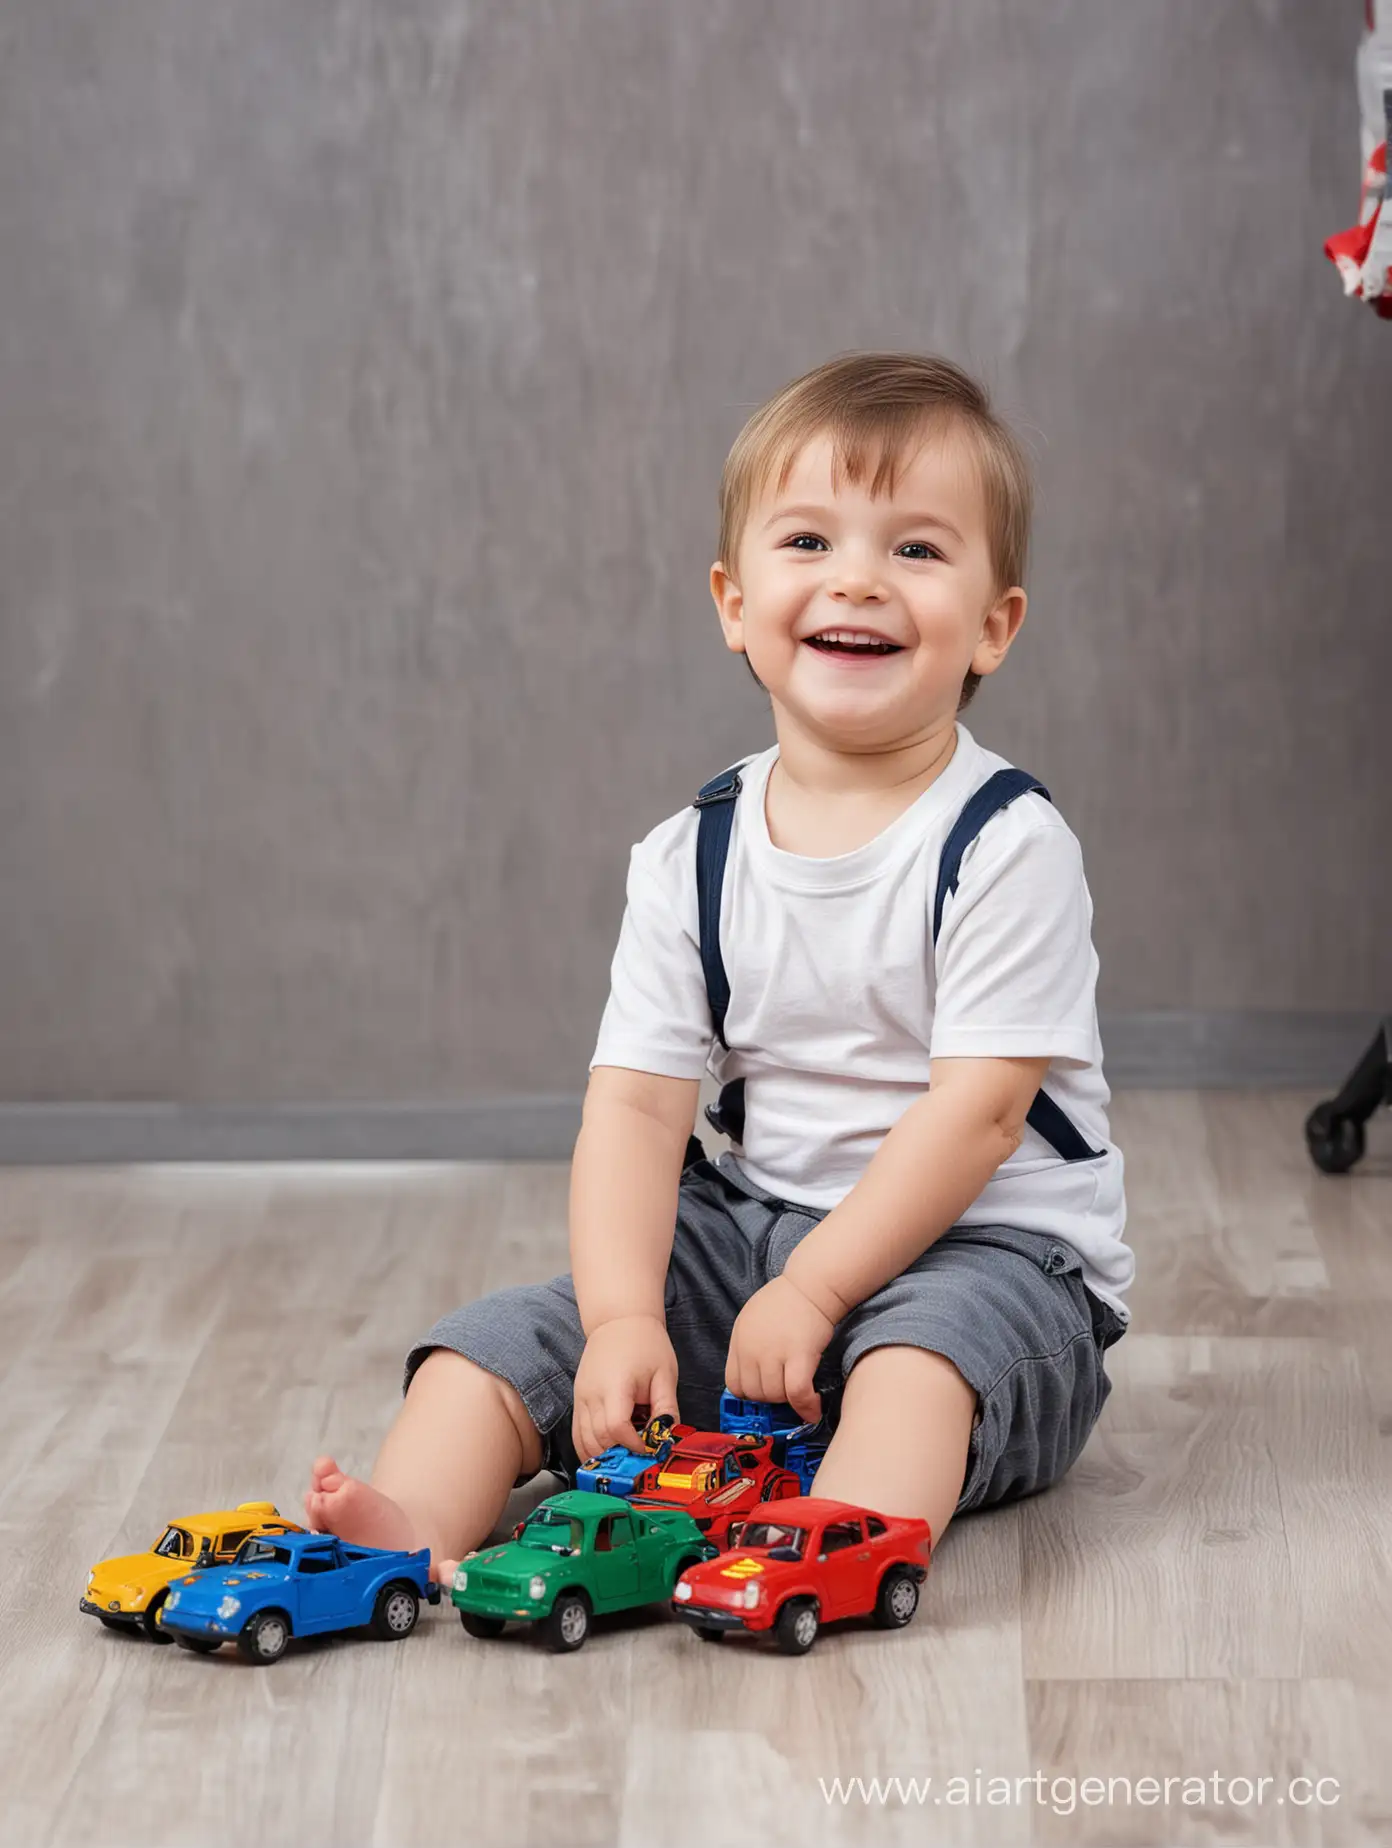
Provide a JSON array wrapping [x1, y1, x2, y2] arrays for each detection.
[[310, 1454, 339, 1491]]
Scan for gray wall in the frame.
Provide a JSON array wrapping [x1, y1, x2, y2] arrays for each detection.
[[2, 1, 1389, 1114]]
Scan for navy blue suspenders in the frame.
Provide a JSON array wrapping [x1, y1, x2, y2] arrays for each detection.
[[684, 759, 1103, 1169]]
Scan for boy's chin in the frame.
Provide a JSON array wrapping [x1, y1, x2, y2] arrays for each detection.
[[771, 690, 910, 743]]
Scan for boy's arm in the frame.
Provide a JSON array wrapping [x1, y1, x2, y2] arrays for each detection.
[[568, 1064, 698, 1460], [780, 1055, 1050, 1323], [570, 1065, 700, 1332]]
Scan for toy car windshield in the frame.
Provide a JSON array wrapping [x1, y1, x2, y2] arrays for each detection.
[[153, 1527, 194, 1560], [517, 1510, 582, 1555], [730, 1521, 807, 1557], [234, 1538, 293, 1567]]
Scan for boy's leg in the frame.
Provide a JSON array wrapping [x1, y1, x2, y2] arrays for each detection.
[[809, 1345, 978, 1549], [306, 1350, 544, 1583], [307, 1154, 775, 1575], [781, 1222, 1119, 1551]]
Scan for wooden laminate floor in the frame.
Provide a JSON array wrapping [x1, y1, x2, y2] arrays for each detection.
[[1, 1090, 1389, 1848]]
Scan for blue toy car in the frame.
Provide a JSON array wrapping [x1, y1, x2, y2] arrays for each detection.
[[157, 1530, 440, 1664], [718, 1391, 832, 1493], [718, 1391, 805, 1443], [576, 1413, 681, 1496]]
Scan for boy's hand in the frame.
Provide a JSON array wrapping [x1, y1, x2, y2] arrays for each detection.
[[725, 1276, 836, 1426], [572, 1313, 680, 1466]]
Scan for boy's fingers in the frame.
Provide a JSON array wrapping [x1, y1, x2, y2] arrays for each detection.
[[649, 1362, 680, 1425], [574, 1408, 595, 1464], [784, 1360, 822, 1426], [605, 1391, 644, 1451]]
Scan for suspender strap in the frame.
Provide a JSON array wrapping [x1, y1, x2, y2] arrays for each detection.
[[930, 766, 1102, 1162], [693, 762, 747, 1051], [691, 761, 750, 1146], [932, 768, 1050, 948], [1026, 1088, 1103, 1162]]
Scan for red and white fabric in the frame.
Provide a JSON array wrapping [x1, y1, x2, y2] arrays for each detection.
[[1325, 0, 1392, 315]]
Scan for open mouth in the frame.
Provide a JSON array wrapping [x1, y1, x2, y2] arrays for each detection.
[[803, 636, 904, 657]]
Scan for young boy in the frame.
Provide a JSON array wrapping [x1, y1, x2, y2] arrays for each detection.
[[305, 351, 1134, 1582]]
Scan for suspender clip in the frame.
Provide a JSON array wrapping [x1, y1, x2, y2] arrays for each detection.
[[693, 772, 743, 808]]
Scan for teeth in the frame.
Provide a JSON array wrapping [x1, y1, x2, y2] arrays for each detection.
[[807, 628, 900, 652]]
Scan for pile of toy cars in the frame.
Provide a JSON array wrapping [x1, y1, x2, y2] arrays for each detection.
[[452, 1392, 932, 1654]]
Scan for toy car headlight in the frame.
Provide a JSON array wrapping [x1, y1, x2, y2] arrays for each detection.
[[217, 1595, 241, 1620], [673, 1581, 693, 1602], [454, 1568, 468, 1591], [166, 1590, 180, 1610], [528, 1576, 547, 1601], [741, 1582, 761, 1610]]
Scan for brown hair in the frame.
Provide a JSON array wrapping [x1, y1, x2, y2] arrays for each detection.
[[717, 352, 1033, 712]]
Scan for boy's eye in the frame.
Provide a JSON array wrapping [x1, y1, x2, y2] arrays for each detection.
[[781, 533, 944, 561]]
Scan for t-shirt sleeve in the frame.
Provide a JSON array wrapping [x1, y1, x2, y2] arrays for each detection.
[[588, 843, 714, 1080], [928, 814, 1099, 1069]]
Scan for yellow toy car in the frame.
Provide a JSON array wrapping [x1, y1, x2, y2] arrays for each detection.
[[81, 1503, 304, 1642]]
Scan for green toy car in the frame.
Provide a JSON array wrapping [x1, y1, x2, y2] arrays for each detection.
[[451, 1489, 719, 1652]]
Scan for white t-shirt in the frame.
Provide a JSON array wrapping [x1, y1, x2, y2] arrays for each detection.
[[589, 722, 1134, 1325]]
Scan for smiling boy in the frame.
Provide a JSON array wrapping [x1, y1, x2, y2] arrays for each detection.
[[305, 352, 1133, 1580]]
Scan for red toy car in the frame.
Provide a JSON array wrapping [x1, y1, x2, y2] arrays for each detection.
[[670, 1496, 932, 1654], [630, 1430, 802, 1547]]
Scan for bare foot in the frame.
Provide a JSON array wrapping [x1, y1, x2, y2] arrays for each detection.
[[304, 1455, 418, 1556]]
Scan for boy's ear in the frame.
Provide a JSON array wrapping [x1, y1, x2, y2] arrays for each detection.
[[971, 586, 1027, 679], [710, 560, 747, 655]]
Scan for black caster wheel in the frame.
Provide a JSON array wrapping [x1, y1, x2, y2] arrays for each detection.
[[1305, 1102, 1365, 1175]]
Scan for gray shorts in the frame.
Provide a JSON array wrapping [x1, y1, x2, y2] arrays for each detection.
[[403, 1151, 1127, 1518]]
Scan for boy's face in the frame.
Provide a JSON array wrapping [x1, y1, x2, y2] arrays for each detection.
[[710, 425, 1025, 750]]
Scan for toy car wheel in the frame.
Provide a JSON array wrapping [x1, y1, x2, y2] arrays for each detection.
[[175, 1635, 221, 1654], [694, 1625, 725, 1644], [874, 1565, 920, 1629], [459, 1611, 506, 1639], [142, 1591, 174, 1644], [542, 1590, 591, 1653], [238, 1609, 291, 1665], [370, 1582, 419, 1641], [774, 1597, 820, 1655], [1305, 1102, 1365, 1175]]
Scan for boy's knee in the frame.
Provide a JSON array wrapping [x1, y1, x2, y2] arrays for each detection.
[[409, 1348, 546, 1478], [844, 1342, 980, 1427]]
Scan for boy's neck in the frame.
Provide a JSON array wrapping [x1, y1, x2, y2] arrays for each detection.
[[768, 712, 960, 802], [761, 715, 961, 858]]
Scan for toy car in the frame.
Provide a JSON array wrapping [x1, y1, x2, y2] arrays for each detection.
[[157, 1530, 440, 1663], [670, 1496, 932, 1654], [718, 1390, 832, 1493], [451, 1489, 718, 1652], [80, 1502, 304, 1642], [629, 1430, 802, 1547], [576, 1412, 687, 1495], [718, 1391, 806, 1442], [776, 1421, 832, 1493]]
